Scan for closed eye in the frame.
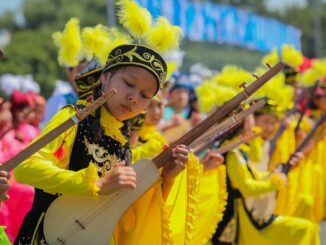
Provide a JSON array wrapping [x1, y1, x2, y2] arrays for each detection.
[[141, 93, 151, 99], [123, 79, 134, 87]]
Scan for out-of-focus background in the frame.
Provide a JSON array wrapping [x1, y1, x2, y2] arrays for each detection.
[[0, 0, 325, 98]]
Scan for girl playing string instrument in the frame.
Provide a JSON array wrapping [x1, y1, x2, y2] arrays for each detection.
[[14, 43, 190, 245]]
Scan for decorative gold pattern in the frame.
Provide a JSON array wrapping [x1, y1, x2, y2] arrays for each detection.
[[105, 45, 167, 86], [75, 68, 103, 97], [84, 137, 120, 176]]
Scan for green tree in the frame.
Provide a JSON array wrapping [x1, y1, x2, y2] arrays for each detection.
[[0, 0, 109, 98]]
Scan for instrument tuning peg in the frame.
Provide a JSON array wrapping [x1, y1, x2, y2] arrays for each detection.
[[239, 82, 250, 98], [239, 82, 247, 89], [266, 63, 272, 69], [252, 73, 259, 79]]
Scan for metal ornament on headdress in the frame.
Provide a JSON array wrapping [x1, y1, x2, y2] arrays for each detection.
[[75, 57, 103, 99]]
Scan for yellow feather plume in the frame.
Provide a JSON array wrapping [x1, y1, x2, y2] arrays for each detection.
[[166, 61, 179, 81], [281, 44, 303, 68], [312, 59, 326, 77], [211, 66, 254, 91], [53, 17, 84, 67], [82, 24, 112, 62], [91, 27, 133, 65], [300, 68, 318, 86], [117, 0, 152, 39], [145, 17, 183, 53], [261, 48, 279, 67], [195, 80, 237, 113]]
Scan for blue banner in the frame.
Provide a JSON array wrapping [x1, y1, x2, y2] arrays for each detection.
[[135, 0, 301, 52]]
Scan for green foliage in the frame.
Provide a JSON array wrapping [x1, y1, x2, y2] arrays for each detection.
[[0, 29, 64, 97], [182, 40, 264, 71], [0, 0, 109, 98]]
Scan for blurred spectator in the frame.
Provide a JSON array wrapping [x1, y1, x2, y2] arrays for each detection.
[[0, 91, 38, 243], [27, 92, 46, 128]]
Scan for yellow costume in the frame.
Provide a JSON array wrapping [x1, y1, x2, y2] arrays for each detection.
[[14, 103, 170, 245], [131, 123, 228, 245], [132, 125, 167, 162], [190, 164, 227, 245], [214, 147, 320, 245]]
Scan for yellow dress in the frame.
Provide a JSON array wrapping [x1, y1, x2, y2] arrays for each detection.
[[225, 149, 320, 245], [272, 116, 325, 223], [189, 165, 228, 245], [14, 102, 169, 245], [131, 124, 227, 245]]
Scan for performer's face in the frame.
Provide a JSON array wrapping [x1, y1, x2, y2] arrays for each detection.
[[101, 66, 158, 121], [169, 87, 189, 109], [255, 114, 278, 139], [145, 91, 164, 126]]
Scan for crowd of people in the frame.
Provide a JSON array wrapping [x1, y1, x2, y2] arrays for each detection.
[[0, 0, 326, 244]]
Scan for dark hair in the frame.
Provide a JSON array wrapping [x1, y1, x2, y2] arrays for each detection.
[[92, 84, 105, 142], [91, 67, 120, 142]]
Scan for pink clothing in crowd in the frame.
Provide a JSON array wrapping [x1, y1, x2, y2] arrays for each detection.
[[0, 123, 39, 243]]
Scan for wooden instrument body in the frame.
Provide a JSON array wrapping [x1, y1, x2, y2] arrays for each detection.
[[43, 159, 160, 245]]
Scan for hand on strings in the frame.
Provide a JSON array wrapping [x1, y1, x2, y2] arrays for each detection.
[[96, 162, 137, 195], [271, 167, 288, 186], [161, 144, 190, 181], [190, 112, 203, 127], [282, 117, 292, 129], [200, 150, 224, 171], [276, 172, 288, 186], [0, 170, 10, 204], [289, 152, 304, 167]]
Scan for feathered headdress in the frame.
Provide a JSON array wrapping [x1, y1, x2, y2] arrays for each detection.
[[53, 18, 85, 67]]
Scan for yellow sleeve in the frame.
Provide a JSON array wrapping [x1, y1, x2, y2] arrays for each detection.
[[14, 106, 99, 196], [269, 120, 296, 170], [131, 131, 166, 162], [247, 136, 264, 163], [249, 166, 270, 180], [226, 150, 279, 197]]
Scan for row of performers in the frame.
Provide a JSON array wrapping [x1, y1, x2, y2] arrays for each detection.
[[1, 56, 325, 244]]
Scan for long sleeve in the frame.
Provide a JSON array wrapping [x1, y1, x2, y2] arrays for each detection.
[[14, 106, 99, 196], [131, 126, 166, 162], [226, 150, 280, 197]]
